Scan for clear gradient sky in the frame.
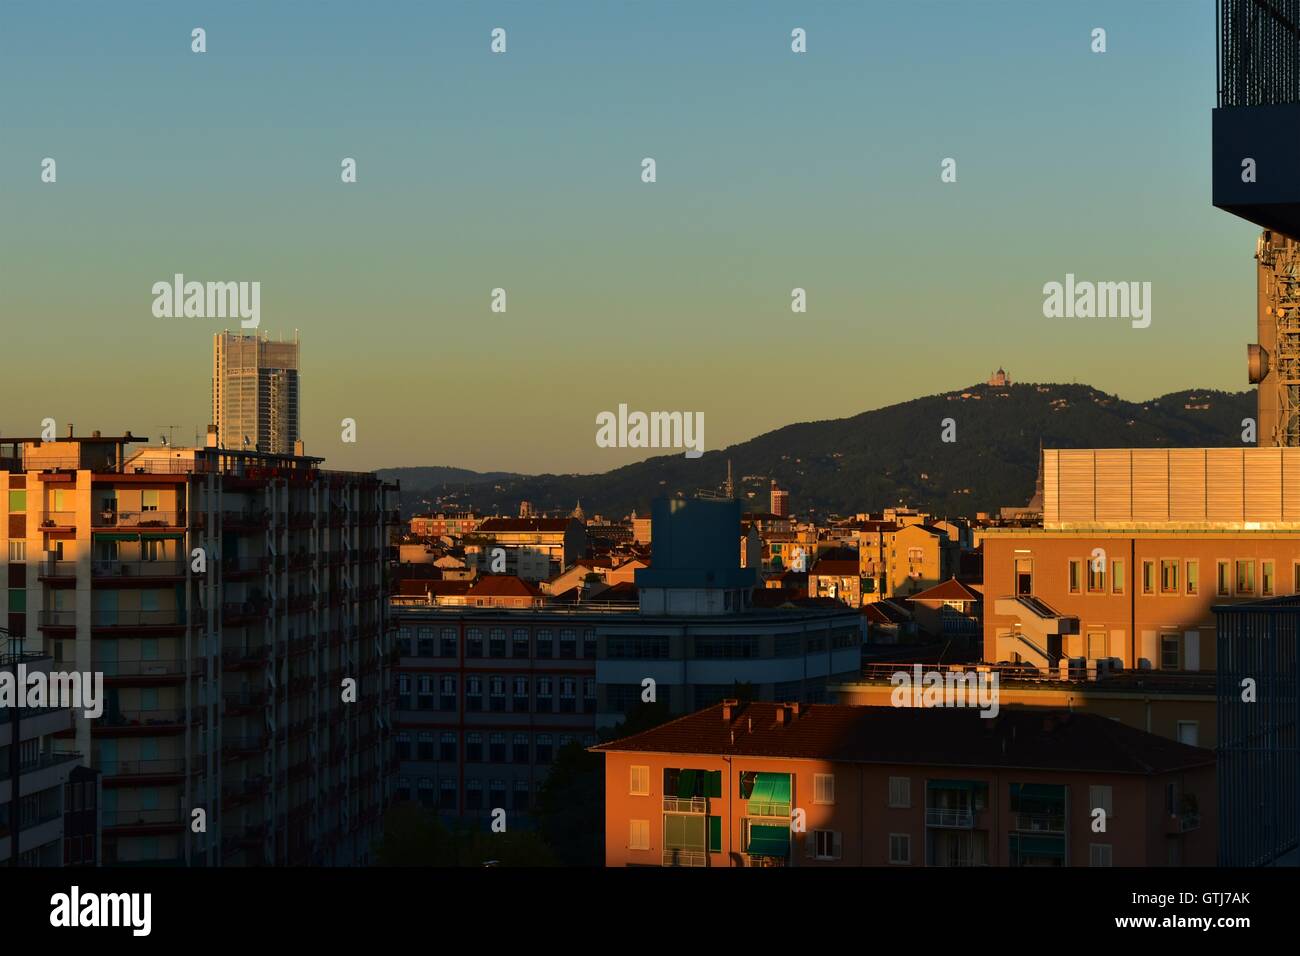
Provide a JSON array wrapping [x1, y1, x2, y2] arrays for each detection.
[[0, 0, 1252, 474]]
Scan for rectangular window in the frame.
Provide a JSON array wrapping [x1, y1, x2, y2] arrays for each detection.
[[630, 766, 650, 796], [1086, 559, 1105, 593], [1236, 560, 1255, 595], [1159, 559, 1179, 594], [814, 830, 842, 861], [1089, 844, 1113, 867], [1177, 721, 1199, 747], [7, 541, 25, 562], [1141, 560, 1155, 595], [1111, 559, 1124, 594], [813, 774, 835, 805], [1068, 560, 1082, 594], [1295, 561, 1300, 594], [1263, 560, 1275, 597], [1186, 560, 1198, 596], [1218, 560, 1231, 597], [629, 820, 650, 850], [8, 490, 26, 513], [1161, 635, 1180, 670], [888, 833, 911, 865], [888, 776, 910, 809]]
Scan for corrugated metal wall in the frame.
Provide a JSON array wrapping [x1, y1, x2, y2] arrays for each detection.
[[1043, 448, 1300, 527]]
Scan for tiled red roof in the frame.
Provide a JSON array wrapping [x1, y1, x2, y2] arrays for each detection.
[[907, 578, 981, 603], [860, 604, 895, 625], [810, 559, 860, 576], [478, 518, 574, 533], [466, 575, 541, 597], [398, 579, 471, 596], [592, 702, 1213, 775]]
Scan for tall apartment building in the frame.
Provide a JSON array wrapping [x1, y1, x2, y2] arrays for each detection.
[[212, 331, 301, 455], [1, 652, 91, 865], [981, 447, 1300, 674], [0, 430, 399, 865], [596, 701, 1216, 867], [1214, 596, 1300, 865]]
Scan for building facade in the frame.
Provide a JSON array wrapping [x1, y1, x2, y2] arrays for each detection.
[[212, 331, 301, 456], [596, 701, 1216, 867], [1, 431, 399, 865]]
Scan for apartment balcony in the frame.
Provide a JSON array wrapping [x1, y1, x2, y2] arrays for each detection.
[[288, 593, 315, 612], [1011, 812, 1066, 834], [92, 559, 187, 582], [222, 774, 269, 808], [221, 735, 269, 761], [39, 510, 77, 530], [1165, 811, 1201, 835], [238, 822, 267, 847], [37, 559, 78, 580], [222, 599, 271, 626], [93, 510, 186, 529], [102, 657, 205, 685], [222, 510, 271, 532], [222, 646, 270, 670], [103, 808, 185, 833], [223, 689, 268, 716], [661, 848, 707, 867], [96, 707, 200, 734], [222, 556, 269, 579], [101, 757, 190, 783], [662, 797, 708, 814], [289, 513, 315, 530], [37, 610, 76, 632], [925, 807, 976, 829], [91, 610, 188, 633]]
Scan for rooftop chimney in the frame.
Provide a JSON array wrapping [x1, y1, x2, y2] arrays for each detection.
[[776, 706, 789, 726], [721, 699, 738, 722], [205, 425, 218, 449], [66, 424, 74, 439]]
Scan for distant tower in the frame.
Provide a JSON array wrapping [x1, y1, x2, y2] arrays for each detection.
[[770, 480, 789, 517], [519, 500, 534, 518], [571, 500, 585, 521], [213, 331, 300, 454], [725, 459, 735, 499], [988, 367, 1010, 387]]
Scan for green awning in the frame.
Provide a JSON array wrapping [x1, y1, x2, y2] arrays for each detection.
[[1015, 783, 1063, 800], [759, 772, 791, 804], [705, 771, 722, 799], [1014, 835, 1065, 857], [677, 770, 698, 799], [708, 816, 722, 853], [929, 779, 977, 791], [747, 775, 774, 805], [94, 533, 141, 542], [747, 825, 790, 857]]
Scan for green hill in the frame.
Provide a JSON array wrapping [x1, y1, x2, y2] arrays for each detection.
[[388, 384, 1255, 520]]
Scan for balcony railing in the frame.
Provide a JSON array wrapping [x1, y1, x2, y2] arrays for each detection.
[[99, 658, 202, 679], [93, 510, 186, 528], [103, 809, 184, 828], [92, 559, 186, 579], [663, 796, 708, 814], [1166, 811, 1201, 834], [662, 848, 707, 867], [38, 560, 77, 579], [1011, 812, 1065, 834], [101, 758, 187, 777], [100, 707, 197, 728], [926, 807, 975, 829], [746, 801, 792, 819], [93, 610, 187, 628], [39, 511, 77, 528]]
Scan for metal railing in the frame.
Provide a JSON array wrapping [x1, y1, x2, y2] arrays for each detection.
[[92, 510, 185, 528], [103, 809, 185, 827], [1218, 0, 1300, 108], [1011, 812, 1065, 834], [38, 511, 76, 527], [93, 559, 186, 578], [662, 796, 708, 814], [926, 807, 975, 829], [101, 758, 187, 776], [97, 658, 199, 678], [662, 848, 707, 867]]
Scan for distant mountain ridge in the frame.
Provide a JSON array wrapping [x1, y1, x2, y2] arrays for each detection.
[[383, 384, 1255, 520]]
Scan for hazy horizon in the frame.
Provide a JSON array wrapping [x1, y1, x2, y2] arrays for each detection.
[[1, 1, 1253, 473]]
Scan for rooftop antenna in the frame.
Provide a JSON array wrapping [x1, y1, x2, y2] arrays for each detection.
[[158, 424, 180, 447]]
